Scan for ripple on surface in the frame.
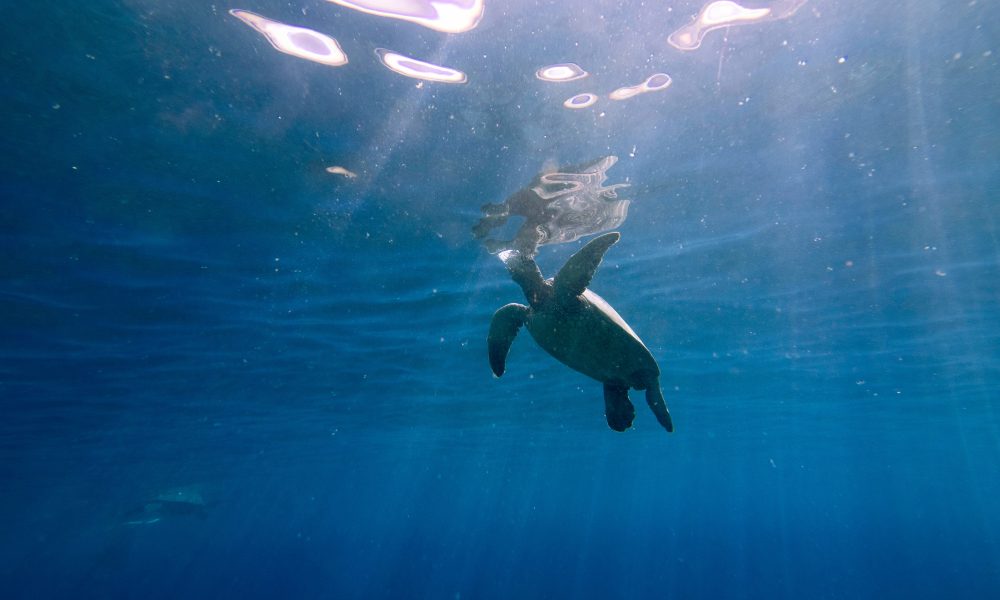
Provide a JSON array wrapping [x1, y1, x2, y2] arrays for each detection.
[[563, 93, 598, 109], [325, 0, 484, 33], [230, 10, 348, 66], [535, 63, 588, 82], [668, 0, 807, 51], [375, 48, 468, 83]]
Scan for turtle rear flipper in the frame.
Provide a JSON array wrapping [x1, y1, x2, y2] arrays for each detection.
[[645, 383, 674, 432], [603, 383, 635, 432]]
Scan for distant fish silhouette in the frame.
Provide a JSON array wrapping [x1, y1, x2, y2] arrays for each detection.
[[123, 486, 209, 525]]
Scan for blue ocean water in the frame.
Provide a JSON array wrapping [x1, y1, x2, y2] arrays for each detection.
[[1, 0, 998, 598]]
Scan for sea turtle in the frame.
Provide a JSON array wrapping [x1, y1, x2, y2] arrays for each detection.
[[488, 232, 674, 433]]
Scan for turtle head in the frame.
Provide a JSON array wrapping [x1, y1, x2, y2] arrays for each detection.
[[501, 251, 552, 309]]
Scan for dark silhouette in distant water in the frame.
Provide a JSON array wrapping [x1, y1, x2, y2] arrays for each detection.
[[123, 486, 209, 525], [488, 232, 673, 433], [473, 156, 630, 258]]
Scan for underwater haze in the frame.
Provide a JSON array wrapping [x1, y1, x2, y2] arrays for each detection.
[[1, 0, 999, 598]]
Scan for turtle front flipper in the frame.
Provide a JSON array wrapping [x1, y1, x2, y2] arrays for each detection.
[[554, 232, 620, 298], [603, 383, 635, 432], [488, 303, 529, 377], [645, 382, 674, 433]]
